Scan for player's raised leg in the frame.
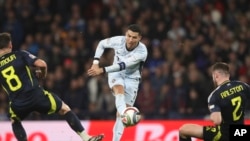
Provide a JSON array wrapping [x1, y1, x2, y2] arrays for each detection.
[[59, 102, 104, 141], [11, 119, 27, 141], [113, 85, 127, 115]]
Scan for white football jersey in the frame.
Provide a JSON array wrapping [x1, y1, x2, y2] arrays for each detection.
[[94, 36, 148, 78]]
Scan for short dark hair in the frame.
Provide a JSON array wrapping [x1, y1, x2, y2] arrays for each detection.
[[0, 32, 11, 49], [211, 62, 230, 75], [127, 24, 142, 35]]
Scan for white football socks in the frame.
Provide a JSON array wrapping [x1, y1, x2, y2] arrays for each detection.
[[115, 94, 126, 115], [78, 130, 91, 141], [112, 117, 125, 141]]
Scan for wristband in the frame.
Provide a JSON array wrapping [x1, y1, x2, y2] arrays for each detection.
[[93, 60, 99, 64]]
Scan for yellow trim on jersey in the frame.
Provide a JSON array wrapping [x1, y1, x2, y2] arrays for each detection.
[[43, 90, 57, 114], [26, 66, 33, 86], [9, 103, 20, 121], [213, 126, 222, 141]]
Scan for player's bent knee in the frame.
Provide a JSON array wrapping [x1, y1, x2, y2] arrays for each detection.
[[11, 118, 15, 124], [58, 102, 71, 115], [10, 117, 21, 124], [179, 125, 185, 133], [112, 85, 125, 94], [179, 124, 189, 136], [11, 119, 18, 124]]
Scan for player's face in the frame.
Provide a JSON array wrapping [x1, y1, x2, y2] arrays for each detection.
[[125, 30, 141, 50], [212, 71, 218, 87], [9, 41, 13, 50]]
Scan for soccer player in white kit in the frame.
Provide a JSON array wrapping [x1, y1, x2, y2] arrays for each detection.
[[87, 24, 148, 141]]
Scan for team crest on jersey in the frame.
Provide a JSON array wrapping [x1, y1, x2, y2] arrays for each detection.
[[112, 79, 116, 83]]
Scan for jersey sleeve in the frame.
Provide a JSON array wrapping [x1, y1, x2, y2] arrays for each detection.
[[105, 45, 148, 73], [121, 47, 147, 69], [20, 50, 38, 66], [94, 36, 124, 59], [208, 92, 221, 113]]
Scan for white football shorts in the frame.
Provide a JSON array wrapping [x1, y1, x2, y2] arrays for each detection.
[[108, 72, 140, 106]]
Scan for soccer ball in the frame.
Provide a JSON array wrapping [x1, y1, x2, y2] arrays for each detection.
[[121, 107, 141, 127]]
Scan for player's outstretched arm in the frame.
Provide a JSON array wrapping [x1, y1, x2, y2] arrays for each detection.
[[210, 112, 222, 125]]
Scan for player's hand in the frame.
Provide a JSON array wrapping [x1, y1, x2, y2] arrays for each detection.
[[87, 66, 103, 76], [91, 64, 99, 70], [35, 69, 46, 79]]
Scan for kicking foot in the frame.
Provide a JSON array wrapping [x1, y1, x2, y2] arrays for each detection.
[[88, 134, 104, 141]]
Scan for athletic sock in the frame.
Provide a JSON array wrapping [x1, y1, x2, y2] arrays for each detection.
[[12, 121, 27, 141], [179, 136, 192, 141], [115, 94, 126, 115], [112, 117, 125, 141], [64, 111, 91, 140], [78, 130, 92, 141]]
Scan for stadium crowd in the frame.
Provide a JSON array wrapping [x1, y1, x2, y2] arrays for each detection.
[[0, 0, 250, 121]]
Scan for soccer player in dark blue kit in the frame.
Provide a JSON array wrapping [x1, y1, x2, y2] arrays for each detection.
[[0, 32, 104, 141], [179, 62, 250, 141]]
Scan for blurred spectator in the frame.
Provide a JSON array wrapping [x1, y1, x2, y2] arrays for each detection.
[[185, 88, 208, 119], [95, 83, 116, 119], [87, 76, 108, 119], [155, 83, 172, 119], [53, 65, 68, 99], [136, 79, 157, 119], [87, 76, 103, 104], [2, 9, 24, 49], [168, 74, 188, 119], [186, 62, 211, 109], [150, 64, 168, 94], [47, 46, 64, 71], [64, 76, 90, 119], [16, 0, 35, 36], [21, 34, 40, 55], [145, 45, 164, 75], [34, 0, 52, 33], [64, 3, 85, 32], [239, 55, 250, 83], [167, 18, 186, 46], [0, 89, 8, 121], [178, 39, 195, 67]]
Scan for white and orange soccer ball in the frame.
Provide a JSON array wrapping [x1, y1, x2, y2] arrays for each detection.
[[121, 107, 141, 127]]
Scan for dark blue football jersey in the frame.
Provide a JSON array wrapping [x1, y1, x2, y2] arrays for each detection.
[[0, 50, 39, 103], [208, 81, 250, 125]]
